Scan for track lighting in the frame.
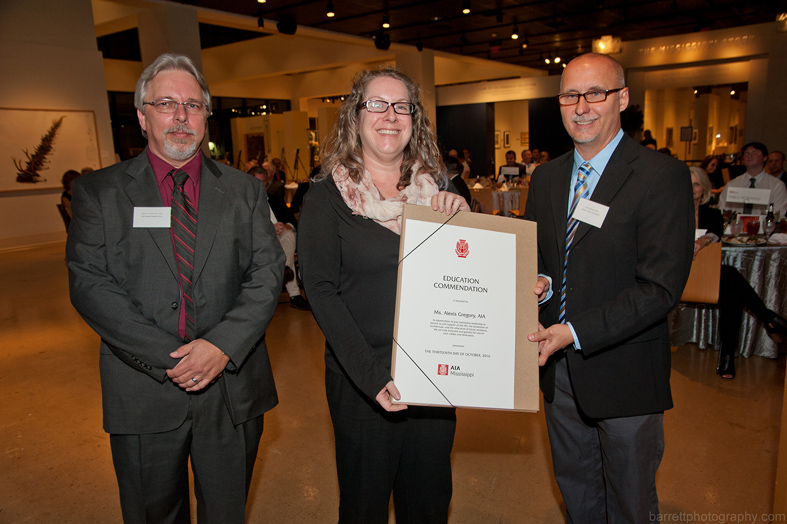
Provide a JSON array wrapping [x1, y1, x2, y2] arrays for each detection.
[[462, 0, 471, 14], [326, 1, 335, 17], [511, 25, 519, 40], [382, 12, 390, 29]]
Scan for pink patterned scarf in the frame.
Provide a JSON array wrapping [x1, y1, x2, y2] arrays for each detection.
[[333, 163, 439, 234]]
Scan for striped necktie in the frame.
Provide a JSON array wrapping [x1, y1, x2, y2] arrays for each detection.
[[559, 162, 592, 324], [170, 169, 197, 342], [743, 177, 755, 214]]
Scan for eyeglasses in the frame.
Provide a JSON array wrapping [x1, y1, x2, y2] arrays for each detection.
[[358, 99, 415, 115], [556, 88, 625, 106], [143, 99, 206, 115]]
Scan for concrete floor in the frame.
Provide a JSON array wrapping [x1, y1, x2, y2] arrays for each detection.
[[1, 242, 784, 523]]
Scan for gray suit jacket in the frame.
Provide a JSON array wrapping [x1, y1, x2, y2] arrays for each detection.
[[524, 134, 694, 419], [67, 152, 285, 434]]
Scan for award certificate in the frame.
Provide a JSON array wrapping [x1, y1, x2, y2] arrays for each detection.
[[391, 204, 539, 412]]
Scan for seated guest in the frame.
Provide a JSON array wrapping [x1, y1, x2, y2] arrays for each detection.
[[60, 169, 82, 227], [249, 166, 310, 310], [520, 149, 536, 178], [767, 151, 786, 187], [537, 150, 550, 165], [261, 161, 285, 199], [641, 129, 657, 149], [690, 166, 787, 379], [718, 142, 787, 218], [701, 155, 724, 190], [445, 155, 471, 205], [497, 149, 520, 181]]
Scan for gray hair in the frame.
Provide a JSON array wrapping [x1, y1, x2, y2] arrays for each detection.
[[134, 53, 211, 137], [689, 165, 712, 205]]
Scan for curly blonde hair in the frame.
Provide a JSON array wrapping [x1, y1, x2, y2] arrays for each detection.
[[319, 66, 445, 189]]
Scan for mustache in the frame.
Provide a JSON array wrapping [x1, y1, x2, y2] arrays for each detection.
[[571, 116, 597, 124], [165, 124, 197, 137]]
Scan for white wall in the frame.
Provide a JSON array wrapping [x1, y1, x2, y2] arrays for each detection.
[[0, 0, 115, 250]]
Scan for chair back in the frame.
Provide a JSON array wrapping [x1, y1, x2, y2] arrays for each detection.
[[680, 242, 721, 304], [470, 187, 495, 214]]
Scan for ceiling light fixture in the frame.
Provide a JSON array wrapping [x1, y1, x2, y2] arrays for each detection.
[[462, 0, 471, 14], [554, 55, 561, 63], [382, 12, 390, 29], [511, 25, 519, 40], [545, 54, 551, 64], [326, 1, 335, 17], [257, 0, 266, 3]]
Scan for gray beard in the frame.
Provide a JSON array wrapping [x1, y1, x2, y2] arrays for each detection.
[[163, 135, 200, 161]]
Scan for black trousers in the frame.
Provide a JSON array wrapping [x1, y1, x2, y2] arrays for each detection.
[[718, 264, 774, 364], [109, 383, 265, 524], [544, 357, 664, 524], [326, 368, 456, 524]]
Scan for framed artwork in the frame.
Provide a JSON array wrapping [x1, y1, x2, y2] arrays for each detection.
[[495, 130, 501, 149], [1, 108, 101, 192], [520, 132, 529, 147], [665, 127, 674, 149], [692, 129, 698, 144], [503, 131, 511, 149]]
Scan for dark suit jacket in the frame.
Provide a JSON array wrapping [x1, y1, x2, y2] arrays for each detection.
[[698, 203, 724, 238], [67, 152, 285, 434], [267, 187, 297, 227], [524, 134, 694, 419]]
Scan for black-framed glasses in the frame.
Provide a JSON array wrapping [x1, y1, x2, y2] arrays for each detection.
[[359, 99, 415, 115], [556, 88, 625, 106], [143, 98, 206, 115]]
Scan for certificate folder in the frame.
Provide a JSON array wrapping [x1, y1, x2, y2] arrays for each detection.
[[391, 204, 539, 412]]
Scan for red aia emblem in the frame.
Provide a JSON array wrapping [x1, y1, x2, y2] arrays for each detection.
[[438, 364, 448, 375], [455, 239, 469, 258]]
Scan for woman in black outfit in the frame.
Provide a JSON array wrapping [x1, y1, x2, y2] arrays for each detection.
[[298, 66, 469, 523], [690, 166, 787, 379]]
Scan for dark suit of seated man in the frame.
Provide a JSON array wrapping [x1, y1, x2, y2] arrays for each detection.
[[67, 53, 285, 524], [253, 163, 310, 310]]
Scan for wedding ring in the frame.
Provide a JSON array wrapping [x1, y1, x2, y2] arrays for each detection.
[[191, 377, 199, 384]]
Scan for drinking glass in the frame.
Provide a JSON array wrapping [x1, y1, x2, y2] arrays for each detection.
[[764, 216, 776, 239], [745, 218, 760, 237]]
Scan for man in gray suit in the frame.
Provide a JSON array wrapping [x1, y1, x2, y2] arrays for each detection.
[[525, 53, 693, 522], [67, 53, 284, 523]]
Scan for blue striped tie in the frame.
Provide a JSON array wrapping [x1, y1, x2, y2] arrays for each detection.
[[559, 162, 591, 324]]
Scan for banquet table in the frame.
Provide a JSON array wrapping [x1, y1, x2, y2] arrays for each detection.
[[669, 243, 787, 358]]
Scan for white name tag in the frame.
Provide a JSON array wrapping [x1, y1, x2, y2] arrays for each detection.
[[726, 187, 771, 205], [133, 207, 171, 228], [572, 199, 609, 228], [695, 228, 707, 240]]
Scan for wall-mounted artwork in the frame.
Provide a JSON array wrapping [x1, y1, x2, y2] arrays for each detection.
[[495, 130, 501, 149], [503, 131, 511, 149], [1, 108, 101, 192], [520, 132, 529, 147]]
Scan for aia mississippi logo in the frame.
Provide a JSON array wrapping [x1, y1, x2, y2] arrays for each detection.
[[438, 364, 449, 376], [455, 239, 469, 258]]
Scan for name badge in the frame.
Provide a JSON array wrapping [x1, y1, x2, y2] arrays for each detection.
[[133, 207, 171, 228], [694, 228, 707, 240], [571, 199, 609, 229], [725, 187, 771, 206]]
